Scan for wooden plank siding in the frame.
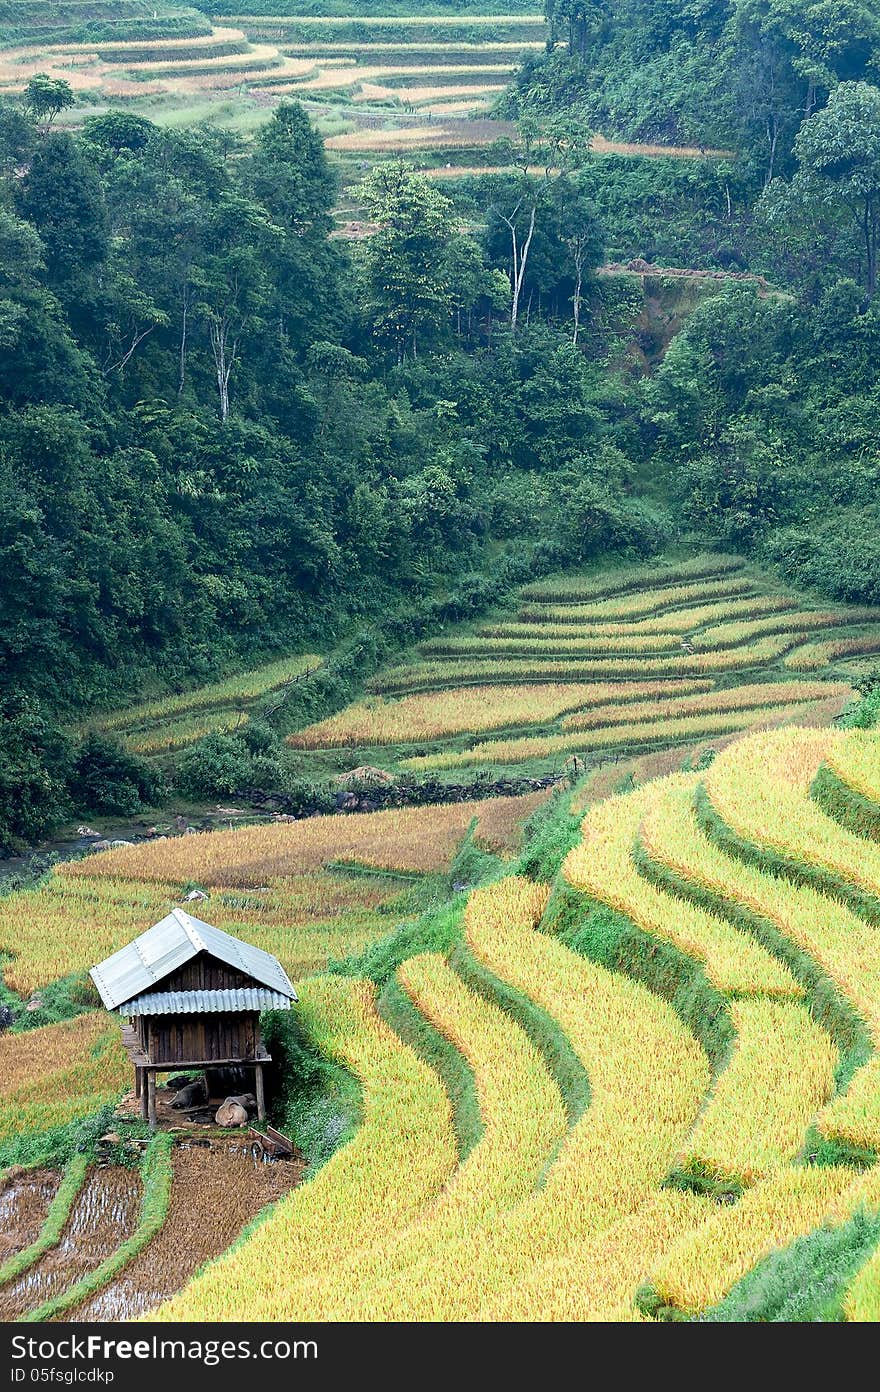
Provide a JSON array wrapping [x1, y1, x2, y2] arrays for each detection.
[[145, 1011, 261, 1066]]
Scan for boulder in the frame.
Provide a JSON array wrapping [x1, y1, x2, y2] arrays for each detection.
[[184, 889, 208, 901], [110, 839, 134, 849], [171, 1079, 207, 1109], [215, 1098, 249, 1128], [24, 995, 43, 1013], [91, 840, 112, 854]]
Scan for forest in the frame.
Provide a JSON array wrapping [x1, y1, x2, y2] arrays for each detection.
[[1, 0, 879, 845]]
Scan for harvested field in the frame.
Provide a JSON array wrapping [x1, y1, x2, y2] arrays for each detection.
[[0, 1168, 141, 1321], [0, 1171, 61, 1267], [71, 1143, 303, 1321]]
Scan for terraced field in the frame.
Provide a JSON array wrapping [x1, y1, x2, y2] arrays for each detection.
[[4, 647, 880, 1318], [287, 553, 877, 781], [0, 4, 741, 179], [29, 722, 856, 1322], [0, 6, 543, 148], [81, 652, 322, 755]]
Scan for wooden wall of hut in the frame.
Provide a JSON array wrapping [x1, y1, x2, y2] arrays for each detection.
[[144, 1012, 260, 1066]]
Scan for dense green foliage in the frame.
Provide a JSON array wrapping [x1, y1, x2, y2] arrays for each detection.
[[511, 0, 880, 173]]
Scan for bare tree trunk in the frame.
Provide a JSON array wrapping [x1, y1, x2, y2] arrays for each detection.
[[573, 263, 583, 344], [209, 316, 237, 424], [506, 200, 537, 332], [178, 287, 190, 395], [766, 115, 779, 185], [864, 199, 877, 297], [102, 325, 156, 376]]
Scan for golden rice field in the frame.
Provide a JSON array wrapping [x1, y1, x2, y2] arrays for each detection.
[[291, 554, 873, 780], [0, 791, 547, 995], [82, 652, 320, 754], [0, 1014, 128, 1143], [5, 544, 880, 1323]]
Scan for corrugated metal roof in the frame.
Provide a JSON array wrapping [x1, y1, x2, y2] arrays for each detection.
[[89, 908, 297, 1011], [121, 988, 292, 1016]]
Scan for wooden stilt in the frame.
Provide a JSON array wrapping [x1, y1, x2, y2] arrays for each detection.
[[140, 1069, 149, 1121], [255, 1062, 266, 1122], [147, 1071, 157, 1129]]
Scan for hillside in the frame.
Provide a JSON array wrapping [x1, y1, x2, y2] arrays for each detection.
[[3, 0, 880, 1341], [3, 714, 880, 1320]]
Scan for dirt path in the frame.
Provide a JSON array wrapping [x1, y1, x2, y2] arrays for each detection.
[[0, 1170, 60, 1267], [69, 1142, 303, 1321], [0, 1168, 141, 1321]]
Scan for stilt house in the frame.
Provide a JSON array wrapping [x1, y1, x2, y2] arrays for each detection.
[[90, 908, 297, 1127]]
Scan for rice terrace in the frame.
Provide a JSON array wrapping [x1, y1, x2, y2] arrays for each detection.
[[2, 0, 880, 1351]]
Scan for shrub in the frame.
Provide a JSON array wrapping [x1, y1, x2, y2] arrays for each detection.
[[175, 725, 286, 800], [0, 697, 72, 851], [69, 732, 165, 816]]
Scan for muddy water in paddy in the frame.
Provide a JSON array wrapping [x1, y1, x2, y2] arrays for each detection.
[[0, 1170, 61, 1266], [70, 1142, 303, 1322], [0, 1167, 141, 1320]]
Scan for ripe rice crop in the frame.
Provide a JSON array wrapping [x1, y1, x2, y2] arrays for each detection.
[[482, 595, 799, 639], [0, 1015, 128, 1144], [561, 681, 850, 732], [287, 680, 710, 749], [402, 702, 831, 772], [785, 632, 880, 670], [148, 974, 457, 1321], [481, 1190, 710, 1321], [122, 710, 249, 754], [587, 595, 802, 635], [824, 732, 880, 808], [649, 1162, 880, 1314], [323, 875, 707, 1320], [0, 863, 415, 995], [704, 727, 880, 902], [92, 654, 320, 732], [419, 633, 682, 657], [639, 773, 880, 1149], [563, 777, 800, 996], [370, 636, 805, 695], [290, 951, 568, 1318], [520, 555, 744, 603], [692, 609, 880, 651], [680, 998, 837, 1183], [61, 797, 527, 887], [521, 576, 757, 624]]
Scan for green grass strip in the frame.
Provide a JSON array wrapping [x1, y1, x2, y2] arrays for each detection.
[[700, 1207, 880, 1322], [451, 943, 590, 1132], [22, 1134, 174, 1323], [634, 839, 875, 1170], [378, 975, 482, 1165], [695, 782, 880, 928], [811, 763, 880, 843], [0, 1154, 89, 1288]]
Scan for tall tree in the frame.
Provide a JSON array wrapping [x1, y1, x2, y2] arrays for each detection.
[[23, 74, 74, 131], [763, 81, 880, 294], [358, 161, 455, 362]]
